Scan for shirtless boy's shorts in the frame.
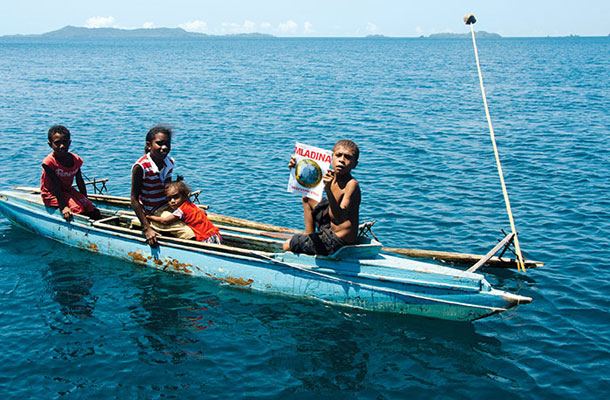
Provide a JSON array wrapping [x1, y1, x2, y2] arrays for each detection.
[[289, 226, 345, 256]]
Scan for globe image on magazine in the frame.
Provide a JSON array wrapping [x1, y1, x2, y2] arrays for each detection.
[[295, 159, 322, 188]]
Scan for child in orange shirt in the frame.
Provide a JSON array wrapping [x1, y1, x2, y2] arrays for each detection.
[[40, 125, 101, 221], [146, 181, 222, 244]]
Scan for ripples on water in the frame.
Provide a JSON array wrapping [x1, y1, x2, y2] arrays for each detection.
[[0, 37, 608, 398]]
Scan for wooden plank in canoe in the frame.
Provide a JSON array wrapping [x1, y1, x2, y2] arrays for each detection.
[[12, 186, 542, 268]]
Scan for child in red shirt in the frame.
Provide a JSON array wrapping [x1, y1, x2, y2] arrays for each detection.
[[146, 181, 221, 244], [40, 125, 101, 221]]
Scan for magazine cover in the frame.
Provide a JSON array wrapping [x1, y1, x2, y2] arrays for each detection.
[[287, 142, 332, 202]]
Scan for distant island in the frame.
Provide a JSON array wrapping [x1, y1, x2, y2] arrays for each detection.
[[0, 26, 514, 40], [1, 25, 274, 39], [426, 31, 501, 39], [2, 27, 608, 39]]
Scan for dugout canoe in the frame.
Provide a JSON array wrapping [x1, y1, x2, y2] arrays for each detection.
[[0, 189, 532, 322]]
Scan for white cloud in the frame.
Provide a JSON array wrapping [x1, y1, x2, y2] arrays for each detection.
[[85, 16, 115, 28], [221, 20, 256, 34], [243, 20, 256, 31], [221, 22, 240, 33], [220, 20, 258, 34], [260, 22, 272, 30], [278, 20, 298, 34], [304, 21, 314, 34], [142, 22, 155, 29], [366, 22, 377, 34], [179, 20, 208, 33], [415, 26, 423, 36]]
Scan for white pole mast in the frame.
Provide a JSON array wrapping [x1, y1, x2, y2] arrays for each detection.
[[464, 14, 526, 272]]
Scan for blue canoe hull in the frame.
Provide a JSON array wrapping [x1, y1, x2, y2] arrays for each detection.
[[0, 190, 531, 321]]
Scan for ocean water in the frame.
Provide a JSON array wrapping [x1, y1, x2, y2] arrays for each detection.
[[0, 37, 608, 399]]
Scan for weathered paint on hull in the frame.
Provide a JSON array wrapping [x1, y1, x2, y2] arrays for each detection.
[[0, 191, 530, 321]]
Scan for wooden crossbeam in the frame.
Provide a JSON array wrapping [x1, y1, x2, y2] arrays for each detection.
[[467, 233, 515, 273]]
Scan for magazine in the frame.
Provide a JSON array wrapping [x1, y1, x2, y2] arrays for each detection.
[[287, 142, 332, 202]]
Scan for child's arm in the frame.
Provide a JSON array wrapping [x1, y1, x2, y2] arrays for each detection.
[[43, 164, 72, 221], [323, 172, 360, 223], [146, 213, 180, 225], [131, 164, 160, 246], [75, 169, 88, 197], [324, 174, 361, 244]]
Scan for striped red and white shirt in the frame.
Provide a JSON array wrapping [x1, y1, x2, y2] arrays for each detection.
[[133, 153, 174, 213]]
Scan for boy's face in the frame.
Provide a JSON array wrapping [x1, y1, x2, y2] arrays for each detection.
[[165, 186, 186, 210], [148, 132, 171, 160], [331, 145, 358, 176], [49, 132, 71, 155]]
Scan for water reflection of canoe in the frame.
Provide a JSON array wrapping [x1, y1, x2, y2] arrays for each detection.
[[0, 188, 533, 322]]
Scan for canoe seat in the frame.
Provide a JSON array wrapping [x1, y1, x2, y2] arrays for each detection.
[[324, 237, 383, 260]]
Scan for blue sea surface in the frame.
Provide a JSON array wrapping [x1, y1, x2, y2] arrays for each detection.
[[0, 37, 609, 399]]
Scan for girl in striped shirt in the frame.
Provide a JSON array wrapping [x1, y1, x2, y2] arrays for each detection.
[[130, 125, 194, 246]]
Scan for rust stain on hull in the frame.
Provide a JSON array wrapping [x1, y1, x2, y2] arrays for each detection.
[[88, 243, 98, 252], [223, 277, 253, 286], [205, 272, 252, 287], [164, 258, 194, 274], [128, 251, 148, 263], [122, 252, 246, 285], [217, 276, 253, 286]]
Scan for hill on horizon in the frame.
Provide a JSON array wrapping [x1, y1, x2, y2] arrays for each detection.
[[0, 26, 513, 39], [1, 25, 274, 39]]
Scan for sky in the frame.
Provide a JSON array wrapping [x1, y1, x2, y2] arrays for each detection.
[[1, 0, 609, 37]]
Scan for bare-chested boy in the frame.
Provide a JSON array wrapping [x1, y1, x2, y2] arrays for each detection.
[[283, 139, 361, 255]]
